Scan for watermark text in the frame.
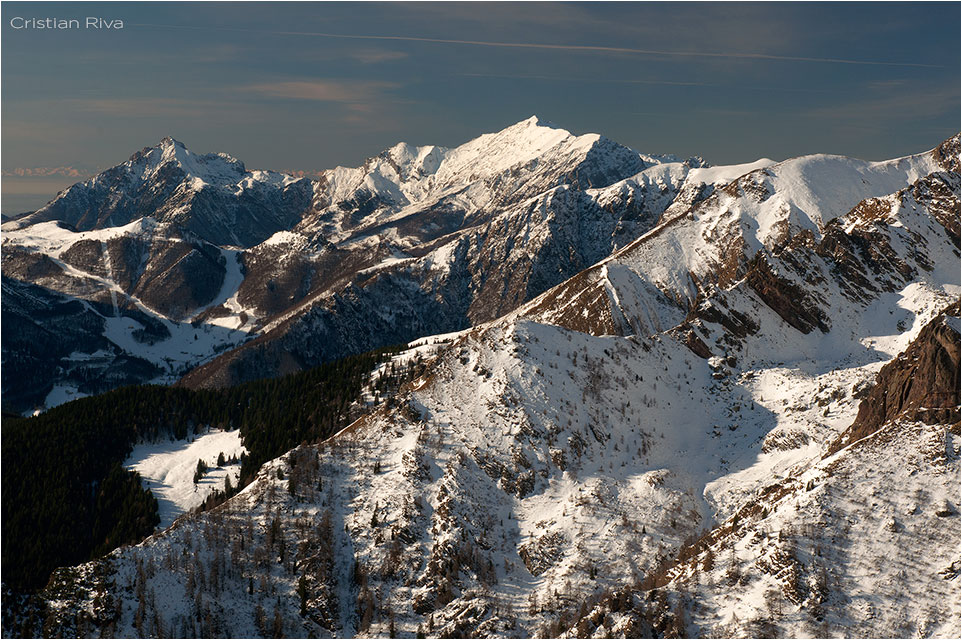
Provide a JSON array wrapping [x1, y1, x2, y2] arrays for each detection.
[[9, 17, 124, 30]]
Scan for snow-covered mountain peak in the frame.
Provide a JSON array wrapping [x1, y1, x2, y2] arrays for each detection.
[[157, 135, 185, 151], [424, 117, 659, 197], [350, 115, 584, 190], [436, 116, 577, 176], [507, 113, 564, 132], [728, 147, 943, 245], [133, 136, 249, 188], [299, 117, 668, 248], [522, 114, 560, 129], [4, 137, 313, 246]]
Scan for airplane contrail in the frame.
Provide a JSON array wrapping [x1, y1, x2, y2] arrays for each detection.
[[131, 23, 943, 69]]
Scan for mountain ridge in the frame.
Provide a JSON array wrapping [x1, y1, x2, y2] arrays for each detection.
[[1, 121, 959, 638], [3, 117, 750, 411]]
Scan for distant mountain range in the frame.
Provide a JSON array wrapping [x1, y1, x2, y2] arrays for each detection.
[[2, 119, 959, 639], [3, 116, 741, 413]]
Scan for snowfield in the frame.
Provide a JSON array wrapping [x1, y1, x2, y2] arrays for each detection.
[[126, 428, 246, 529]]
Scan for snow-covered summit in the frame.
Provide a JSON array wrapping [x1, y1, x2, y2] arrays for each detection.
[[300, 116, 666, 248], [6, 137, 313, 247], [133, 136, 248, 185]]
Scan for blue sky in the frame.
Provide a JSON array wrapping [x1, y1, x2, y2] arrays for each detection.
[[2, 1, 959, 213]]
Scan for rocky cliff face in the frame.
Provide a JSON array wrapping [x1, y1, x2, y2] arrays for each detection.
[[829, 303, 960, 454]]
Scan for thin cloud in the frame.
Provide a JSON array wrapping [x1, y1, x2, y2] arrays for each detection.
[[242, 80, 404, 131], [457, 73, 846, 95], [64, 97, 210, 117], [351, 49, 409, 64], [245, 80, 397, 102], [802, 88, 960, 122], [692, 108, 759, 118], [131, 23, 944, 69], [458, 72, 714, 87]]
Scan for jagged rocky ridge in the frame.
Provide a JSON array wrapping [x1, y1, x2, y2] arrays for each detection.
[[6, 138, 313, 248], [7, 131, 959, 638]]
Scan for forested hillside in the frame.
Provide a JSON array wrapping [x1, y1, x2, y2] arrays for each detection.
[[1, 345, 410, 591]]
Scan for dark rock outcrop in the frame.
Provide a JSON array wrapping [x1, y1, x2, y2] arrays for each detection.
[[745, 252, 831, 334], [829, 303, 961, 454]]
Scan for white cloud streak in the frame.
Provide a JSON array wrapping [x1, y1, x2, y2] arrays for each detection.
[[131, 23, 944, 69]]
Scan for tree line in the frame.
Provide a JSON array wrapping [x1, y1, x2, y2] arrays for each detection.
[[1, 345, 405, 592]]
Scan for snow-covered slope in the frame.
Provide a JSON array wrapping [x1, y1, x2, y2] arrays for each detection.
[[1, 217, 255, 413], [522, 136, 956, 338], [126, 428, 247, 529], [19, 133, 960, 638], [559, 306, 960, 639]]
